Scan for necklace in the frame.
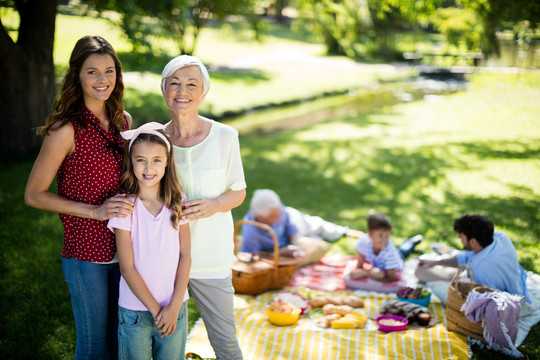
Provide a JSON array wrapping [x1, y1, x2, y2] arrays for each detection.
[[88, 121, 123, 166]]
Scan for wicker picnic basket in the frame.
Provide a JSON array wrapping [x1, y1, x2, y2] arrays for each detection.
[[232, 219, 300, 295], [446, 264, 492, 342]]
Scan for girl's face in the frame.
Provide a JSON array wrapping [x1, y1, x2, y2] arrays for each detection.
[[130, 141, 168, 190], [368, 229, 391, 253], [79, 53, 116, 108], [163, 65, 206, 115]]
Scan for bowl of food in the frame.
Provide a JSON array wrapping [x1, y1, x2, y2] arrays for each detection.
[[267, 299, 302, 326], [396, 286, 431, 308], [277, 291, 311, 314], [376, 315, 408, 333]]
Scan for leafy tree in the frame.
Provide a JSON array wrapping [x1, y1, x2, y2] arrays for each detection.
[[0, 0, 57, 159], [90, 0, 257, 56], [459, 0, 540, 56], [430, 7, 482, 51], [294, 0, 372, 57]]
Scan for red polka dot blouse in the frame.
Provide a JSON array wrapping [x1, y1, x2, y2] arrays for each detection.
[[57, 107, 127, 262]]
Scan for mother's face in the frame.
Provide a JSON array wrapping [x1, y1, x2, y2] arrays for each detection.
[[162, 65, 206, 115]]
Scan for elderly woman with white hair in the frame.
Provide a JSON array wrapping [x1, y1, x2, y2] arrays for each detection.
[[161, 55, 246, 360]]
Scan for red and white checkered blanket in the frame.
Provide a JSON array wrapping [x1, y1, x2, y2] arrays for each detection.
[[287, 254, 357, 291]]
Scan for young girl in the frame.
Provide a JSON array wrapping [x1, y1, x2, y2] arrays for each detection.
[[108, 122, 191, 360]]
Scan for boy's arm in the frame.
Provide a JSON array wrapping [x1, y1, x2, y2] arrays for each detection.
[[349, 253, 369, 279], [155, 224, 191, 337], [356, 253, 366, 268], [116, 229, 161, 318]]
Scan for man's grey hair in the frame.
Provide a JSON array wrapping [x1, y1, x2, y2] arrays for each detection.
[[250, 189, 282, 217]]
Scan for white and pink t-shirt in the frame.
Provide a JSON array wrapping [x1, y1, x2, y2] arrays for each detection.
[[108, 197, 189, 311]]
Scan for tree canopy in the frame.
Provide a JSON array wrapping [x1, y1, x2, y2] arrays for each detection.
[[89, 0, 257, 55]]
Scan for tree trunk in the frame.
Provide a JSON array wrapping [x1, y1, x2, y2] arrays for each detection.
[[0, 0, 57, 160]]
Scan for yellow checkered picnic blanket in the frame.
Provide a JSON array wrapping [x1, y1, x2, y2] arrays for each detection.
[[186, 288, 469, 359]]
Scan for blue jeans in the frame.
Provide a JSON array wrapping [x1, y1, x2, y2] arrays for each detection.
[[118, 305, 187, 360], [62, 257, 120, 360]]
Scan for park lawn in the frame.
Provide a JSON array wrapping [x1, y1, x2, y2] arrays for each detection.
[[1, 71, 538, 359], [233, 71, 540, 273]]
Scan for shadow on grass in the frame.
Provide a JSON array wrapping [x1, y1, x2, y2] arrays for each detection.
[[0, 161, 74, 359]]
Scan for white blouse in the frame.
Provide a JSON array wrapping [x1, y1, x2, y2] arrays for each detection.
[[173, 120, 246, 277]]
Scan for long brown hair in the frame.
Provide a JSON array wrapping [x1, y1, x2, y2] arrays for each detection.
[[38, 36, 125, 135], [119, 131, 185, 229]]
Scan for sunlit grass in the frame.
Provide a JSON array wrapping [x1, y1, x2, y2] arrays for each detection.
[[231, 72, 540, 276]]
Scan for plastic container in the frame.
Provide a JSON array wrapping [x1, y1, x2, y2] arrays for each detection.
[[267, 307, 301, 326], [376, 315, 408, 332], [397, 292, 431, 308]]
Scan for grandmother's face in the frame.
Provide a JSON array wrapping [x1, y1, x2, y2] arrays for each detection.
[[163, 65, 206, 115]]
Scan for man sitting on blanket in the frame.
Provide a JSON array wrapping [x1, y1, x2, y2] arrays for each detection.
[[241, 189, 363, 259], [416, 214, 529, 303]]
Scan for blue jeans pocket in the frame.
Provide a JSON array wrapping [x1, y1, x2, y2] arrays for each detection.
[[119, 308, 140, 327]]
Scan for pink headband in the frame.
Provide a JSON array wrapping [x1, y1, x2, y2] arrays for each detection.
[[120, 122, 171, 152]]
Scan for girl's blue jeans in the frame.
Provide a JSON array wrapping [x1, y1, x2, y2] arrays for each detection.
[[118, 305, 187, 360], [62, 257, 120, 360]]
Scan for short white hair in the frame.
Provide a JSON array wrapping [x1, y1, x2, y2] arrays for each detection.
[[161, 55, 211, 95], [250, 189, 282, 217]]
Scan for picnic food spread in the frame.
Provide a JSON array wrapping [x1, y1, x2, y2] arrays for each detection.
[[267, 291, 433, 330], [315, 308, 368, 329], [312, 295, 367, 329], [379, 299, 432, 326]]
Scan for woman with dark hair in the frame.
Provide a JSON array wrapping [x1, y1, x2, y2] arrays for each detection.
[[25, 36, 133, 359]]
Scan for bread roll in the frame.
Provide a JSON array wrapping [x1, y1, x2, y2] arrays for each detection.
[[322, 304, 354, 316]]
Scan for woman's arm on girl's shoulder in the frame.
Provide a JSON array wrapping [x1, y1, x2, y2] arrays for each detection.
[[155, 224, 191, 337], [116, 228, 162, 317], [24, 121, 133, 220]]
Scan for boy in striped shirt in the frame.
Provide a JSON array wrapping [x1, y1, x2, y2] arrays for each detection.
[[349, 214, 404, 283]]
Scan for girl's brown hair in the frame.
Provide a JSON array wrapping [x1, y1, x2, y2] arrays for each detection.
[[38, 36, 125, 135], [119, 131, 185, 228]]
